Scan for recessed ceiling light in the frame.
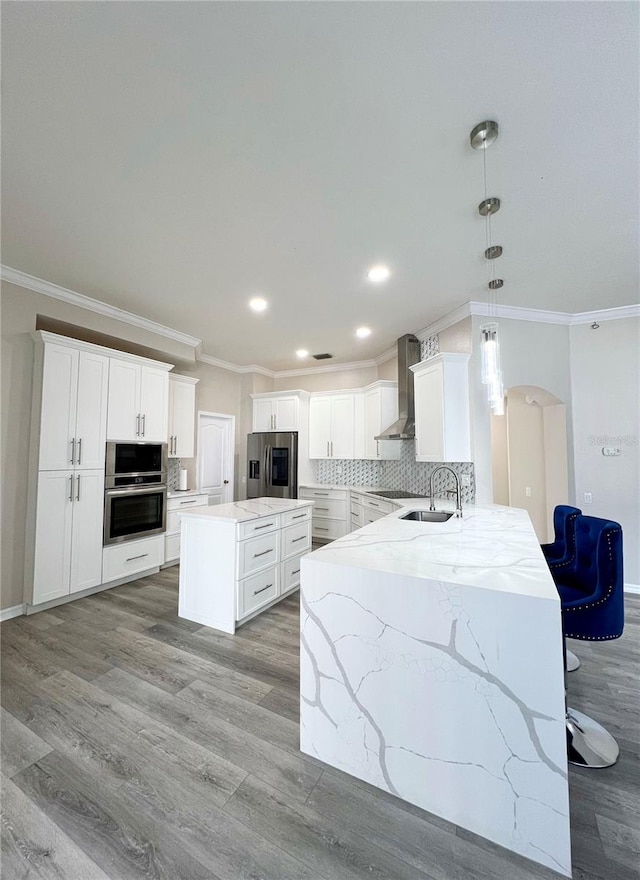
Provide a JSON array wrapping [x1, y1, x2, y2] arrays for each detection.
[[249, 297, 268, 312], [355, 326, 371, 339], [367, 264, 391, 284], [296, 349, 309, 358]]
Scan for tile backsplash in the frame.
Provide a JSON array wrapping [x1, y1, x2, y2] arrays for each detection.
[[311, 441, 475, 503], [167, 458, 183, 491]]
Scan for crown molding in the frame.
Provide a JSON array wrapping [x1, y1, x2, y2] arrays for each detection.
[[274, 357, 379, 378], [1, 265, 202, 349], [197, 353, 276, 377], [375, 346, 397, 365], [415, 302, 473, 340], [569, 304, 640, 324]]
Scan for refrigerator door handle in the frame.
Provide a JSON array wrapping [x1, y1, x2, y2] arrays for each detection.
[[267, 445, 272, 488]]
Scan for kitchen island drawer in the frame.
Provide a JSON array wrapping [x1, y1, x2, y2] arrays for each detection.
[[239, 531, 279, 577], [281, 521, 311, 559], [239, 567, 278, 618], [281, 554, 305, 593], [282, 506, 311, 527], [239, 515, 281, 540]]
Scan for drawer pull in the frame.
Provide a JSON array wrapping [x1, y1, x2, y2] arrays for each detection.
[[126, 553, 149, 562], [292, 513, 306, 520], [316, 526, 329, 531], [369, 502, 380, 507], [314, 492, 330, 496], [315, 507, 329, 511], [180, 500, 198, 505], [292, 535, 306, 543], [253, 522, 274, 530], [291, 568, 300, 575], [253, 549, 273, 558], [254, 583, 273, 596]]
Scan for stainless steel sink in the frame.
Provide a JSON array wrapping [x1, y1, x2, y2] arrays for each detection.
[[400, 510, 454, 523]]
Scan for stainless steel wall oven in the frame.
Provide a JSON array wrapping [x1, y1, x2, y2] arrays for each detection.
[[104, 442, 167, 545]]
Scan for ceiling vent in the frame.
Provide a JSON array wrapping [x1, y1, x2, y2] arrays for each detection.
[[312, 353, 334, 360]]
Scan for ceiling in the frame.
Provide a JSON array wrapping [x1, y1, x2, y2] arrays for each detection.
[[2, 2, 638, 371]]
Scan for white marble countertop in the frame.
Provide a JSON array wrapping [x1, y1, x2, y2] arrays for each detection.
[[307, 500, 558, 602], [167, 489, 208, 499], [177, 497, 314, 523]]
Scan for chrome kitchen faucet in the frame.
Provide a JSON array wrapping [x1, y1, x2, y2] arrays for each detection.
[[429, 466, 462, 518]]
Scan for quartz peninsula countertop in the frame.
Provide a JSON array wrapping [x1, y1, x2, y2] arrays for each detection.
[[308, 501, 559, 601], [177, 496, 313, 524]]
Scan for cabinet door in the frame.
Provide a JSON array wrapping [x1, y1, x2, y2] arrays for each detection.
[[415, 364, 444, 461], [363, 389, 380, 460], [308, 398, 331, 458], [253, 399, 275, 432], [330, 396, 355, 459], [32, 471, 74, 604], [69, 470, 105, 593], [274, 396, 298, 431], [170, 379, 196, 457], [75, 351, 109, 469], [139, 367, 168, 442], [107, 360, 141, 441], [38, 344, 78, 471]]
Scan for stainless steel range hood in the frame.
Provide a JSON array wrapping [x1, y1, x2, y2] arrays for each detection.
[[375, 333, 421, 440]]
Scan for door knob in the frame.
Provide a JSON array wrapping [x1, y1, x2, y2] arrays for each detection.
[[223, 479, 229, 484]]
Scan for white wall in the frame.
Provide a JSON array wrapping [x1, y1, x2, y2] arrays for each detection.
[[570, 318, 640, 585]]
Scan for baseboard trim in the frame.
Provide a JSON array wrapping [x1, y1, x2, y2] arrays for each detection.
[[24, 567, 161, 615], [0, 603, 26, 622], [624, 583, 640, 596]]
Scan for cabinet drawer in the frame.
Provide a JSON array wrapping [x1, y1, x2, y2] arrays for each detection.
[[299, 487, 347, 501], [281, 554, 304, 593], [310, 498, 346, 520], [312, 518, 348, 541], [281, 506, 311, 527], [239, 515, 281, 540], [239, 567, 278, 618], [363, 495, 394, 514], [281, 522, 311, 559], [239, 531, 279, 578], [350, 508, 362, 529], [363, 509, 386, 525], [103, 535, 164, 582], [165, 533, 180, 563], [167, 494, 208, 512]]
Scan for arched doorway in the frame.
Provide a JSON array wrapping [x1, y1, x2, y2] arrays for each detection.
[[491, 385, 569, 542]]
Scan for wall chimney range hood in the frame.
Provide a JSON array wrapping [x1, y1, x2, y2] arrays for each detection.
[[375, 334, 421, 440]]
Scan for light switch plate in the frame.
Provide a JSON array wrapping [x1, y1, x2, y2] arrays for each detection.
[[584, 492, 593, 504]]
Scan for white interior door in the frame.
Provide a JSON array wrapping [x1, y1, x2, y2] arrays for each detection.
[[197, 412, 235, 505]]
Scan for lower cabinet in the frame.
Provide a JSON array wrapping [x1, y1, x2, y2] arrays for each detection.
[[179, 502, 313, 633], [102, 535, 165, 583], [164, 492, 209, 564], [299, 486, 348, 542], [31, 469, 105, 606]]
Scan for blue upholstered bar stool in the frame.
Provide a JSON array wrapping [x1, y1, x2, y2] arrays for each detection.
[[552, 515, 624, 768], [543, 505, 582, 670]]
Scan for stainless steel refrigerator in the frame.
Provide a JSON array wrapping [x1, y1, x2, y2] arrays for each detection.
[[247, 432, 298, 499]]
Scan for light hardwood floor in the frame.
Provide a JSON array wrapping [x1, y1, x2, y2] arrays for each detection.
[[1, 568, 638, 880]]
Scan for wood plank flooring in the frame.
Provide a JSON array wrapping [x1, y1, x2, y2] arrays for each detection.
[[1, 568, 638, 880]]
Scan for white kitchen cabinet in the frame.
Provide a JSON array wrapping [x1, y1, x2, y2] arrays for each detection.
[[31, 468, 104, 605], [299, 486, 348, 541], [360, 382, 401, 461], [252, 393, 300, 432], [37, 342, 109, 471], [308, 394, 355, 459], [107, 358, 170, 442], [178, 500, 313, 633], [102, 535, 165, 583], [164, 491, 209, 565], [411, 353, 471, 462], [168, 375, 198, 458]]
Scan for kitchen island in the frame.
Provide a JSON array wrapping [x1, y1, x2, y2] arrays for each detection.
[[178, 497, 313, 633], [300, 501, 570, 876]]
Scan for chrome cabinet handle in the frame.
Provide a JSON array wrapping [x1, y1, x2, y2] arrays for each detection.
[[253, 522, 274, 531], [136, 414, 140, 437], [126, 553, 149, 562], [291, 568, 300, 575], [315, 506, 329, 511], [316, 526, 329, 531], [77, 438, 82, 465], [331, 441, 334, 457], [173, 435, 177, 454], [292, 513, 306, 520], [326, 441, 330, 457], [292, 535, 306, 543], [180, 500, 198, 505], [141, 414, 146, 436], [254, 583, 272, 596], [314, 492, 329, 496], [369, 502, 380, 508], [70, 438, 76, 464], [69, 475, 74, 502], [253, 548, 273, 558], [76, 475, 81, 501]]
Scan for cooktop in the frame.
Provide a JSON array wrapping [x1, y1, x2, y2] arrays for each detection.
[[369, 490, 429, 499]]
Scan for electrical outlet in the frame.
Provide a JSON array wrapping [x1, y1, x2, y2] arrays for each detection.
[[461, 474, 471, 488], [584, 492, 592, 504], [525, 486, 532, 497], [241, 475, 246, 484], [336, 466, 343, 475]]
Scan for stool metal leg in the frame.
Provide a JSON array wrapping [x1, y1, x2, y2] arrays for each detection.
[[566, 649, 580, 672], [566, 707, 619, 768]]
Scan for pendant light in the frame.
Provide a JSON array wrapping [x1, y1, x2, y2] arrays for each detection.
[[470, 120, 504, 416]]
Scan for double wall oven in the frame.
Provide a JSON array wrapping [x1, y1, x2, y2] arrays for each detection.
[[104, 442, 168, 545]]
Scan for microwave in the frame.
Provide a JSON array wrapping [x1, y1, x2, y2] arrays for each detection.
[[105, 441, 168, 486]]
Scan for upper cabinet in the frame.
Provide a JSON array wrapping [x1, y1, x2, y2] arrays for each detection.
[[359, 381, 401, 461], [168, 375, 198, 458], [251, 392, 302, 433], [107, 359, 171, 442], [37, 340, 109, 471], [411, 353, 471, 462], [309, 393, 356, 459]]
